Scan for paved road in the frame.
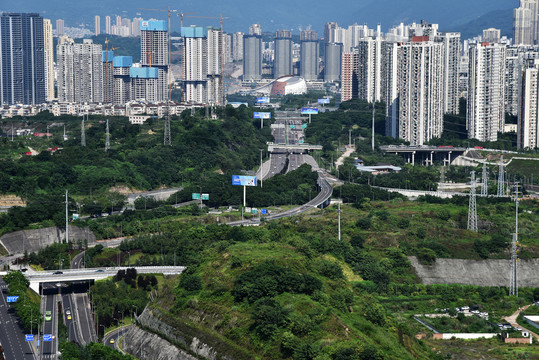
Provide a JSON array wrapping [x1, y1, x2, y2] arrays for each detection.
[[103, 325, 132, 353], [41, 294, 57, 359], [71, 251, 85, 269], [0, 278, 35, 360], [73, 293, 96, 345], [61, 294, 80, 344]]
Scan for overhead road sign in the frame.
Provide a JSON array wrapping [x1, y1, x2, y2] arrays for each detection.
[[301, 108, 319, 115], [253, 112, 271, 119], [256, 97, 270, 104], [201, 194, 209, 200], [6, 296, 19, 303], [192, 193, 201, 200], [232, 175, 257, 187], [302, 123, 307, 129], [318, 98, 330, 104], [43, 334, 52, 342], [25, 334, 34, 341], [261, 209, 267, 215]]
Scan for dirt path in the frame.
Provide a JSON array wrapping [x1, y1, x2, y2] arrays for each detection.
[[335, 145, 355, 167], [503, 304, 539, 341]]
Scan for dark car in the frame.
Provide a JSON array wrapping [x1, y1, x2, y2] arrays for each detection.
[[53, 271, 63, 275]]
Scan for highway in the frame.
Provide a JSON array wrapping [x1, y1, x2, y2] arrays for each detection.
[[73, 293, 95, 344], [42, 294, 57, 359], [61, 294, 80, 344], [0, 278, 35, 360]]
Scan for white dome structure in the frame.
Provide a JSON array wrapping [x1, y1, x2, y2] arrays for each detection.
[[253, 76, 307, 96]]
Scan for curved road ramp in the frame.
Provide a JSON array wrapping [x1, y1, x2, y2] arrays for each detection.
[[0, 225, 96, 254]]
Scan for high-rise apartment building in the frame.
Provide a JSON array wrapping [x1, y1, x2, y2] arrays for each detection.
[[324, 22, 338, 43], [518, 59, 539, 149], [467, 42, 506, 142], [43, 19, 55, 101], [181, 26, 222, 104], [132, 18, 142, 37], [105, 16, 111, 34], [440, 32, 461, 114], [95, 16, 100, 36], [249, 24, 261, 36], [396, 37, 445, 145], [324, 42, 342, 82], [57, 37, 104, 103], [103, 50, 114, 103], [243, 32, 263, 81], [513, 0, 538, 45], [356, 36, 383, 103], [300, 30, 319, 81], [341, 51, 359, 102], [506, 46, 539, 116], [113, 56, 132, 104], [116, 16, 121, 27], [483, 28, 501, 43], [232, 32, 244, 61], [223, 33, 232, 64], [0, 13, 46, 105], [56, 19, 64, 36], [140, 20, 168, 101], [274, 30, 292, 78]]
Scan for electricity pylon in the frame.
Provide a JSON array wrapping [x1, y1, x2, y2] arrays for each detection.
[[467, 171, 478, 232]]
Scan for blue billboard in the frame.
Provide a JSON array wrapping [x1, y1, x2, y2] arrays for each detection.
[[301, 108, 319, 115], [256, 97, 270, 104], [232, 175, 257, 187], [253, 112, 271, 119], [318, 98, 330, 104]]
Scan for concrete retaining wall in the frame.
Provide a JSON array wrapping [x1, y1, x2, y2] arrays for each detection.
[[409, 257, 539, 288], [0, 225, 96, 254], [433, 333, 498, 340]]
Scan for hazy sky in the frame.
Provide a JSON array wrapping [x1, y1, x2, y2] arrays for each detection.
[[2, 0, 514, 34]]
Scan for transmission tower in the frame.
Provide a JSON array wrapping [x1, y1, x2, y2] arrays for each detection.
[[81, 115, 86, 147], [509, 183, 520, 296], [481, 162, 488, 197], [497, 156, 505, 197], [164, 104, 171, 146], [467, 171, 478, 232], [105, 119, 110, 152]]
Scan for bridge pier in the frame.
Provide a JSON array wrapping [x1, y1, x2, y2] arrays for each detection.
[[412, 151, 415, 166]]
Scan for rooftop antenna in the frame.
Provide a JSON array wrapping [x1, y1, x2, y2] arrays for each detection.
[[467, 171, 478, 232]]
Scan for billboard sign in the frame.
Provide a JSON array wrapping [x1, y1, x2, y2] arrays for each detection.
[[256, 97, 270, 104], [253, 112, 271, 119], [301, 108, 319, 115], [318, 98, 330, 104], [232, 175, 257, 187], [7, 296, 19, 303]]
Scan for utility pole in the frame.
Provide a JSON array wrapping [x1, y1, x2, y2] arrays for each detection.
[[481, 162, 488, 197], [105, 119, 110, 152], [510, 183, 520, 296], [65, 190, 69, 243], [81, 115, 86, 147], [497, 156, 505, 197], [349, 129, 352, 147], [467, 171, 478, 232]]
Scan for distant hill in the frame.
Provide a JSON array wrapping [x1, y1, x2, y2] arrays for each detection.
[[2, 0, 515, 35], [444, 9, 513, 39]]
